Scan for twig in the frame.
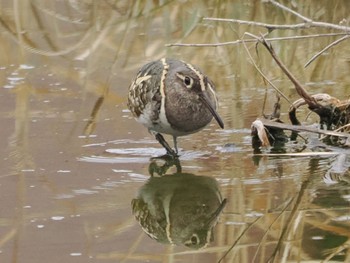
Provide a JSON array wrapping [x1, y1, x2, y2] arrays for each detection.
[[218, 217, 260, 263], [321, 239, 350, 263], [167, 38, 247, 47], [252, 197, 295, 262], [268, 175, 311, 262], [252, 152, 339, 157], [83, 96, 105, 136], [241, 33, 292, 105], [288, 93, 340, 125], [204, 1, 350, 32], [333, 123, 350, 133], [166, 33, 348, 47], [204, 17, 350, 32], [203, 17, 310, 31], [268, 0, 312, 23], [304, 34, 350, 67], [268, 0, 350, 32], [259, 118, 350, 139], [319, 122, 350, 141], [259, 37, 319, 109]]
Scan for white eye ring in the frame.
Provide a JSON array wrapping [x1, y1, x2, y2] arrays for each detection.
[[176, 73, 193, 88]]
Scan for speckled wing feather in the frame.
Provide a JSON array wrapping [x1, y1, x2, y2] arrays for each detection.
[[131, 198, 167, 243], [127, 61, 163, 122]]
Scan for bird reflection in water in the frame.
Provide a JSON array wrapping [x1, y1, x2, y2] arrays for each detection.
[[131, 156, 227, 249]]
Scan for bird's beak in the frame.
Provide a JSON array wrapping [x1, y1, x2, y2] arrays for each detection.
[[199, 92, 224, 129], [206, 198, 227, 227]]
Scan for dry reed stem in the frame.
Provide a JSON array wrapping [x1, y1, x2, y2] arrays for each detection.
[[268, 175, 311, 262], [258, 118, 350, 139], [241, 33, 292, 105], [218, 217, 261, 263], [167, 0, 350, 70], [304, 34, 350, 67], [205, 0, 350, 32], [166, 33, 348, 47], [258, 37, 319, 109]]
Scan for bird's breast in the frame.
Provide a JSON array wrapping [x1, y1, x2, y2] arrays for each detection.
[[164, 91, 216, 133]]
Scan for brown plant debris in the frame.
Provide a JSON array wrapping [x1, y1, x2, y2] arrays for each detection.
[[252, 38, 350, 150]]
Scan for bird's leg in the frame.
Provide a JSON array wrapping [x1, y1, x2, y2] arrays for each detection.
[[172, 136, 179, 155], [154, 133, 177, 157]]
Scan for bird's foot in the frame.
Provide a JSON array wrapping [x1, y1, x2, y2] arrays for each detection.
[[154, 133, 178, 158], [149, 155, 182, 176]]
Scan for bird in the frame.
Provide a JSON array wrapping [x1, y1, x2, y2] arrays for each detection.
[[127, 58, 224, 156], [131, 172, 227, 249]]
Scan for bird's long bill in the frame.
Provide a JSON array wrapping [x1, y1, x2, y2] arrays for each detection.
[[206, 198, 227, 227], [199, 92, 224, 129]]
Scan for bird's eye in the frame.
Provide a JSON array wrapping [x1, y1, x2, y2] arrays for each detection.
[[190, 235, 198, 245], [184, 76, 192, 87]]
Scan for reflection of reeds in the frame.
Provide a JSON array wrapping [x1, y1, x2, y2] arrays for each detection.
[[3, 83, 33, 262], [218, 156, 350, 262]]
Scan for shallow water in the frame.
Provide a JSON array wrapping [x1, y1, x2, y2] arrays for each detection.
[[1, 1, 350, 262]]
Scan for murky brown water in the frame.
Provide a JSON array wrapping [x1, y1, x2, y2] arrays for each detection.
[[1, 1, 350, 262]]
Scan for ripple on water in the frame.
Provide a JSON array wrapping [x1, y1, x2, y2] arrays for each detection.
[[79, 143, 212, 165], [105, 147, 165, 156], [78, 155, 151, 164]]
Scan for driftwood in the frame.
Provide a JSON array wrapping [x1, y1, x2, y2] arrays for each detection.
[[251, 37, 350, 150], [262, 38, 350, 128]]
